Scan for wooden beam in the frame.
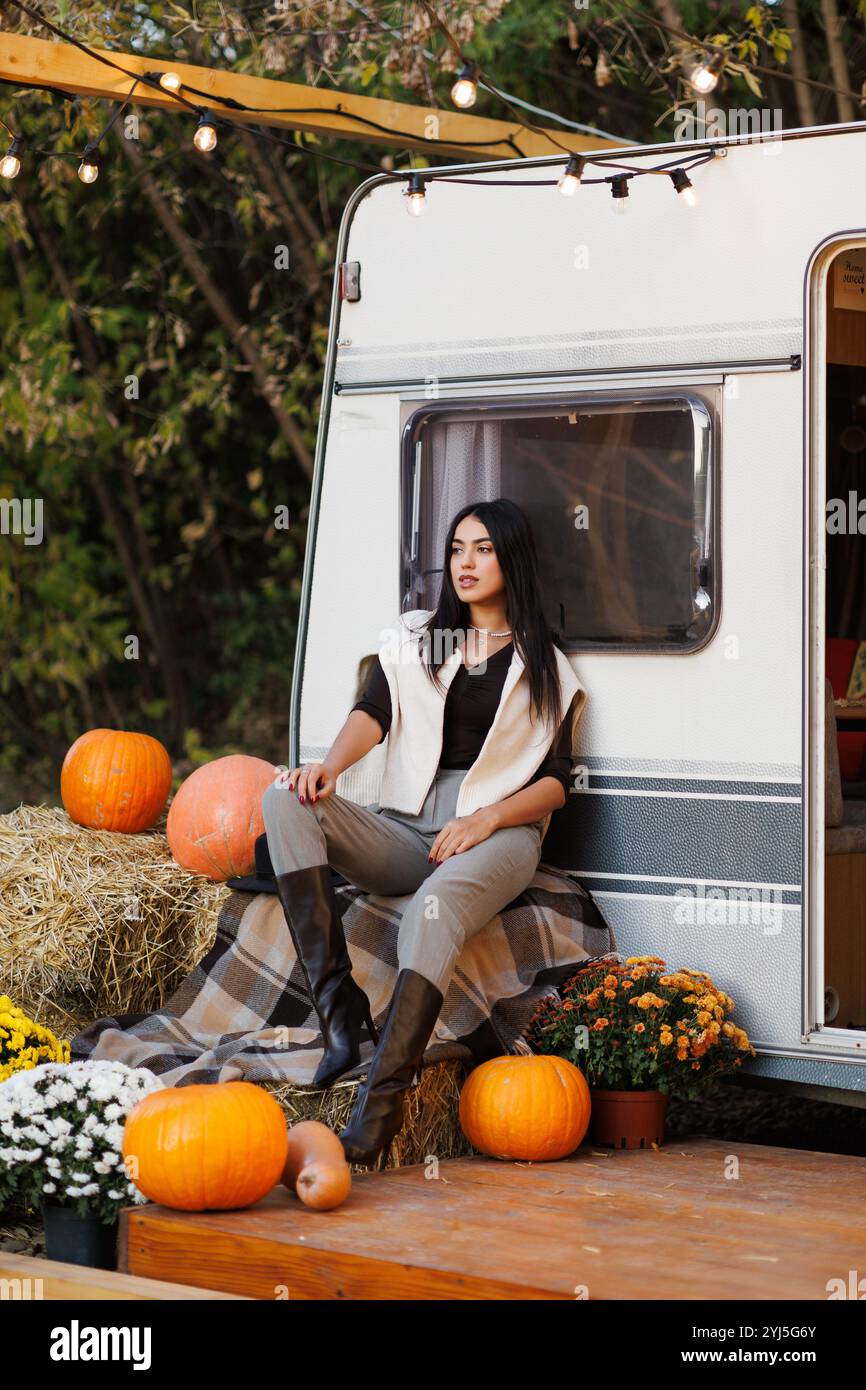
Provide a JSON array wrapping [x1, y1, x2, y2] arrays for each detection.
[[0, 32, 621, 162]]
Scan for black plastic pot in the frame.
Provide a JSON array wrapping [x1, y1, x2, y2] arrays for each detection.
[[41, 1202, 118, 1269]]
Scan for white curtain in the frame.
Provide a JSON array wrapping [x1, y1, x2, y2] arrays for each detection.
[[410, 420, 502, 609]]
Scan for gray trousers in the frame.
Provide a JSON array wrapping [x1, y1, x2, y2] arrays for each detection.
[[261, 767, 545, 997]]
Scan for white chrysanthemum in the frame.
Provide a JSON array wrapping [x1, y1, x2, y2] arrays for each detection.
[[104, 1122, 125, 1149], [42, 1182, 57, 1194]]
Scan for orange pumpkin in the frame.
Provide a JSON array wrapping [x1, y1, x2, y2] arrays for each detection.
[[459, 1054, 591, 1161], [123, 1081, 289, 1211], [166, 753, 277, 880], [61, 729, 173, 833]]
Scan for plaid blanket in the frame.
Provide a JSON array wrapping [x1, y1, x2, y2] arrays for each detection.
[[70, 866, 617, 1087]]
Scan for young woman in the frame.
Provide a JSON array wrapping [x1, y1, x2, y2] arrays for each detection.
[[262, 497, 588, 1168]]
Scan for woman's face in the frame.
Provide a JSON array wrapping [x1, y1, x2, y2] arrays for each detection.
[[449, 515, 506, 605]]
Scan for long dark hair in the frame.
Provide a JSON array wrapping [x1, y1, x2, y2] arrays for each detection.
[[414, 498, 563, 730]]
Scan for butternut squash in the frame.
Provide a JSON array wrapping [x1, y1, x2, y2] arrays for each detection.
[[282, 1120, 352, 1210]]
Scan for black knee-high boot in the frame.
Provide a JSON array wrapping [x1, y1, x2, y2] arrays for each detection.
[[338, 968, 444, 1168], [274, 865, 379, 1088]]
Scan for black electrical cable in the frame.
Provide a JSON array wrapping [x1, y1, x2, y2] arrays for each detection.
[[0, 1, 723, 193], [3, 0, 527, 167]]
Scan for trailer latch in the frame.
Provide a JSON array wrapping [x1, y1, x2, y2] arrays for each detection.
[[339, 261, 361, 301]]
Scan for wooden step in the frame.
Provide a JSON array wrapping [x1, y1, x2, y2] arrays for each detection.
[[119, 1136, 866, 1300], [0, 1252, 248, 1299]]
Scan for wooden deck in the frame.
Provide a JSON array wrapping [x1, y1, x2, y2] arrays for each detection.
[[118, 1135, 866, 1300]]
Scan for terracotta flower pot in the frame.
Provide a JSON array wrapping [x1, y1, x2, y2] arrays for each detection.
[[587, 1088, 669, 1149]]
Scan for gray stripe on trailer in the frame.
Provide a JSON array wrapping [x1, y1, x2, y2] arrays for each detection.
[[544, 791, 802, 885]]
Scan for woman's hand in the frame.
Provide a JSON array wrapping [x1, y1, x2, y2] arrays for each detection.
[[285, 762, 337, 804], [428, 808, 499, 863]]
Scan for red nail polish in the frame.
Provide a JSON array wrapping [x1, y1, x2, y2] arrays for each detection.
[[300, 795, 305, 804]]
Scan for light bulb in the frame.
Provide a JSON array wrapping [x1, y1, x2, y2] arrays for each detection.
[[78, 148, 101, 184], [451, 63, 479, 109], [0, 139, 23, 179], [611, 175, 629, 214], [194, 111, 218, 153], [405, 174, 426, 216], [558, 154, 586, 198], [669, 169, 697, 207], [688, 53, 723, 94], [159, 71, 182, 93]]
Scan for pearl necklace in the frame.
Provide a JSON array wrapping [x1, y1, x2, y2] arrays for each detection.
[[469, 625, 512, 638]]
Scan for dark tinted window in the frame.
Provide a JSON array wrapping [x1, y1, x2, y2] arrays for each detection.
[[403, 395, 715, 651]]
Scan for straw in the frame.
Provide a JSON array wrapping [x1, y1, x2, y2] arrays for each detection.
[[0, 805, 228, 1035]]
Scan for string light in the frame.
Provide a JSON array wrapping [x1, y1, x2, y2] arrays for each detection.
[[77, 143, 101, 184], [688, 52, 725, 94], [193, 109, 218, 153], [0, 4, 723, 216], [610, 174, 630, 215], [404, 171, 426, 216], [0, 136, 24, 179], [450, 62, 480, 110], [669, 168, 696, 206], [557, 153, 586, 197]]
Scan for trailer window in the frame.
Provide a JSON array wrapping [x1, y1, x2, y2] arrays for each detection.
[[402, 394, 715, 651]]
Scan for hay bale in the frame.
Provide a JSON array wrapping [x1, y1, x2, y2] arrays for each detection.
[[0, 804, 228, 1035], [262, 1056, 475, 1171]]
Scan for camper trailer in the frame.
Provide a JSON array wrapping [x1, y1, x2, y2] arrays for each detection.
[[290, 119, 866, 1106]]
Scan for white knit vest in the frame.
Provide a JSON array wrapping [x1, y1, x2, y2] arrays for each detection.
[[375, 609, 587, 818]]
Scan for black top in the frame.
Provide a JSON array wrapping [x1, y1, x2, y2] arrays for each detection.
[[351, 640, 575, 798]]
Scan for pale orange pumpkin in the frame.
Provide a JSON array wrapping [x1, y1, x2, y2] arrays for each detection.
[[459, 1054, 591, 1161], [61, 729, 173, 833], [123, 1080, 289, 1211], [166, 753, 277, 880], [282, 1120, 352, 1210]]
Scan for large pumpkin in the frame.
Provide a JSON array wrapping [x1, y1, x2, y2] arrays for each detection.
[[459, 1054, 591, 1161], [166, 753, 276, 880], [123, 1080, 289, 1211], [61, 729, 172, 833]]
